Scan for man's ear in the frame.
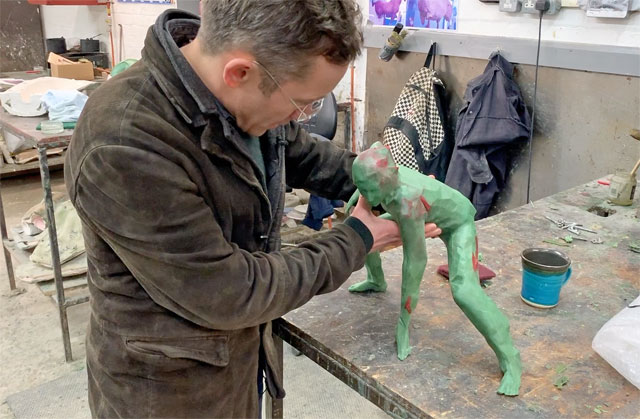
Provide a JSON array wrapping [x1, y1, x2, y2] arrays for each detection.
[[222, 58, 255, 88]]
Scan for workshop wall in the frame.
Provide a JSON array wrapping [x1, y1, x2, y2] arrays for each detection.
[[362, 0, 639, 213], [40, 5, 110, 60], [458, 1, 640, 47], [112, 2, 176, 62], [365, 51, 640, 214]]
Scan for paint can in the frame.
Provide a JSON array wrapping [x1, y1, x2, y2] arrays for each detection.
[[80, 38, 100, 53], [520, 248, 572, 308], [608, 169, 637, 206], [45, 37, 66, 54]]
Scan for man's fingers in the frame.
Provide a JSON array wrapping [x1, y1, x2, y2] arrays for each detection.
[[428, 174, 435, 179], [424, 223, 441, 238]]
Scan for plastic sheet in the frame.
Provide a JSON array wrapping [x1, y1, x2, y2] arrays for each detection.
[[592, 294, 640, 389]]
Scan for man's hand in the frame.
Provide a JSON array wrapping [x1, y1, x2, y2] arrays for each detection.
[[350, 196, 441, 253]]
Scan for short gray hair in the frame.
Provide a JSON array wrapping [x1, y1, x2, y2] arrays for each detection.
[[199, 0, 363, 94]]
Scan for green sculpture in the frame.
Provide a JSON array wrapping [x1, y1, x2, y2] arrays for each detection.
[[348, 142, 521, 396]]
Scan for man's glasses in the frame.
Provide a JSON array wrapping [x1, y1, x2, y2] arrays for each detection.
[[252, 60, 324, 123]]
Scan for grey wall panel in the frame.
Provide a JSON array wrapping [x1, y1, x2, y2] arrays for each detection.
[[0, 0, 46, 72], [364, 27, 640, 77], [365, 49, 640, 214]]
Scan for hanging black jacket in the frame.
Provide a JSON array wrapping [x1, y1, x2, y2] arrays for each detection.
[[445, 53, 531, 219]]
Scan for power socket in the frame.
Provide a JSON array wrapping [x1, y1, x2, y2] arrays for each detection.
[[522, 0, 561, 13], [499, 0, 522, 12], [522, 0, 538, 13]]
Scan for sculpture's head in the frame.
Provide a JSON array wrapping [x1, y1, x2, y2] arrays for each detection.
[[352, 142, 399, 207]]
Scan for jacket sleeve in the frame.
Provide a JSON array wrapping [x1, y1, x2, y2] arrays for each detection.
[[282, 122, 357, 201], [70, 144, 368, 331]]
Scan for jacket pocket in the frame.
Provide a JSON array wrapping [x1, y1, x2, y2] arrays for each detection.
[[124, 335, 229, 369]]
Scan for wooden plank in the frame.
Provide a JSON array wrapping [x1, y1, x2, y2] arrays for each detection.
[[3, 239, 88, 283], [37, 275, 87, 297], [281, 179, 640, 418], [0, 110, 73, 146], [0, 155, 65, 178]]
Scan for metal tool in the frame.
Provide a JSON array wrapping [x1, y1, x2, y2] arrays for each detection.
[[544, 215, 564, 227], [545, 215, 597, 234], [568, 235, 588, 242]]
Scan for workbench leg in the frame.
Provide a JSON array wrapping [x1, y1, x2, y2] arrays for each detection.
[[343, 107, 352, 151], [264, 335, 284, 419], [0, 186, 17, 291], [38, 146, 72, 362]]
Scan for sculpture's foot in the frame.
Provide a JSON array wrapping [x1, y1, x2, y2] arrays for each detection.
[[497, 368, 521, 396], [348, 280, 387, 293], [396, 342, 412, 360], [396, 323, 411, 360], [496, 353, 522, 396]]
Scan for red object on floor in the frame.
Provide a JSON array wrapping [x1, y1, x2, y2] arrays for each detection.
[[597, 179, 611, 186], [437, 263, 496, 282]]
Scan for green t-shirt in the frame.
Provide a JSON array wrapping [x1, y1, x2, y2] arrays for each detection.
[[239, 133, 266, 190]]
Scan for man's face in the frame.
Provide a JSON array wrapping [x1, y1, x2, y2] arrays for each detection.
[[234, 56, 348, 136]]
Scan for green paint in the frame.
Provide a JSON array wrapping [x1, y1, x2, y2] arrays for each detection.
[[555, 363, 567, 374], [562, 235, 573, 243], [348, 143, 521, 396], [526, 403, 543, 413], [554, 375, 569, 388], [543, 238, 570, 247], [629, 241, 640, 253]]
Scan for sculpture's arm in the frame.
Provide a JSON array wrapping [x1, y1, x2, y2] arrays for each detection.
[[345, 189, 360, 214]]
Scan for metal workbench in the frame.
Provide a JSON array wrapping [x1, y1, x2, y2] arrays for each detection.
[[0, 109, 87, 362], [269, 179, 640, 418]]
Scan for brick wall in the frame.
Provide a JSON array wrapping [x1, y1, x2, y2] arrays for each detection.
[[111, 2, 176, 62]]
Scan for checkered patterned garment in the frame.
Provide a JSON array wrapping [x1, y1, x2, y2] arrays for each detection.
[[383, 67, 445, 171]]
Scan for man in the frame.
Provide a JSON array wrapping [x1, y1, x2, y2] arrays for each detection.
[[65, 1, 440, 417]]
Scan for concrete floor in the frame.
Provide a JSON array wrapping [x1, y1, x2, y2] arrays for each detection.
[[0, 171, 389, 419]]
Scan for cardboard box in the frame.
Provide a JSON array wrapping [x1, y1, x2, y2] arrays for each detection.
[[48, 52, 94, 81]]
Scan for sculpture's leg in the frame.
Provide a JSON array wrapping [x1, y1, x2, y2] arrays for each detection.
[[348, 251, 387, 293], [395, 219, 427, 360], [443, 222, 522, 396]]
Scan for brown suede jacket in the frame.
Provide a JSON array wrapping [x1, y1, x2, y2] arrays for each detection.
[[65, 10, 370, 418]]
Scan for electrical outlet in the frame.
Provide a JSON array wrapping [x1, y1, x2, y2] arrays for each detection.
[[522, 0, 537, 13], [499, 0, 522, 12]]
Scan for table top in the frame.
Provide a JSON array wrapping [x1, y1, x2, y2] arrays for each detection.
[[0, 109, 73, 148], [281, 179, 640, 418]]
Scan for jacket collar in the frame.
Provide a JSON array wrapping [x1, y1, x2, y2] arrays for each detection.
[[142, 10, 237, 138], [465, 52, 515, 102]]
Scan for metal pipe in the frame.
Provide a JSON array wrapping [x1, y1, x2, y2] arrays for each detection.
[[0, 186, 16, 291], [38, 146, 73, 362], [350, 65, 356, 153]]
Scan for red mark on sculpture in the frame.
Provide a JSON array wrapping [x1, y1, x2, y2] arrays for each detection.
[[472, 236, 479, 271], [376, 158, 388, 168], [404, 296, 412, 314], [420, 196, 431, 211]]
